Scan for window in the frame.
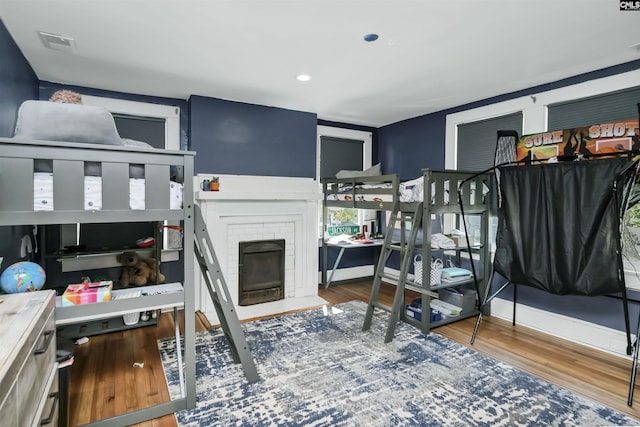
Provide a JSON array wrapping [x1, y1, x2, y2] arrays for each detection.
[[111, 114, 167, 149], [457, 113, 523, 172], [317, 126, 373, 238], [81, 95, 181, 150], [547, 86, 640, 130]]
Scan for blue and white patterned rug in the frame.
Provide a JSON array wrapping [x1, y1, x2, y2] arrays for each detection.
[[158, 301, 639, 426]]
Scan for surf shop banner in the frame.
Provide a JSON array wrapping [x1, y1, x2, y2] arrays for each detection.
[[515, 119, 640, 162]]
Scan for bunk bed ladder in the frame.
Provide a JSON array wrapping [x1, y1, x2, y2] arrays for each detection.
[[363, 201, 423, 343], [193, 205, 260, 383]]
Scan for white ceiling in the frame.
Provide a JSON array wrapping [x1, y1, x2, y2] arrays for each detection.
[[1, 0, 639, 127]]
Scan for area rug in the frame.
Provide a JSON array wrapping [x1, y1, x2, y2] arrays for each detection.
[[158, 301, 639, 426]]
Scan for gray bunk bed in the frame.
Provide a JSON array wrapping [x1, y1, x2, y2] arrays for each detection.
[[0, 135, 197, 426], [323, 168, 491, 342]]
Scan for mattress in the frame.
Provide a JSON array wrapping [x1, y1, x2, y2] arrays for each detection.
[[33, 172, 183, 211], [326, 177, 486, 204], [326, 178, 422, 203]]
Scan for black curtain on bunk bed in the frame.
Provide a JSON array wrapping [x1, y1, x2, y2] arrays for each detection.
[[493, 157, 632, 296]]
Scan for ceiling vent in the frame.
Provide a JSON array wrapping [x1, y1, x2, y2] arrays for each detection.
[[38, 31, 76, 51]]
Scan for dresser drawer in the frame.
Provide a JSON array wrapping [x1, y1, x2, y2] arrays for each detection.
[[0, 379, 19, 427], [35, 368, 59, 427], [19, 308, 56, 426], [0, 291, 57, 427]]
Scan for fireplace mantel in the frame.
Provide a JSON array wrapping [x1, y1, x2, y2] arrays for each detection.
[[194, 174, 326, 322], [196, 174, 322, 201]]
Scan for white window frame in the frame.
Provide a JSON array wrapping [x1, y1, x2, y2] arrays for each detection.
[[317, 125, 373, 238], [317, 125, 372, 180], [81, 95, 181, 150]]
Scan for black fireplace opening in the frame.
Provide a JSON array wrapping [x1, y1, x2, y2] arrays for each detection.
[[238, 239, 285, 306]]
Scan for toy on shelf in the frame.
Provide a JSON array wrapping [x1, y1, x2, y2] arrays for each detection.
[[116, 251, 165, 287], [62, 280, 112, 306]]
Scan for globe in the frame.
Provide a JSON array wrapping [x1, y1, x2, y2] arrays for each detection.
[[0, 261, 46, 293]]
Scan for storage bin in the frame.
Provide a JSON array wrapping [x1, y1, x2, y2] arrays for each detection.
[[405, 297, 442, 322], [113, 289, 143, 325], [438, 287, 478, 313], [406, 305, 442, 322], [123, 312, 140, 325]]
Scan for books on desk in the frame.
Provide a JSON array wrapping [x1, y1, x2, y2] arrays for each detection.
[[326, 234, 356, 244], [326, 234, 378, 245]]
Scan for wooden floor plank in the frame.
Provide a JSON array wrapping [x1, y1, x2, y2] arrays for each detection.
[[65, 280, 640, 426]]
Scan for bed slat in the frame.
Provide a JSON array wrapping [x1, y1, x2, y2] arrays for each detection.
[[101, 162, 130, 210], [0, 158, 34, 212], [53, 160, 84, 211], [145, 164, 170, 210]]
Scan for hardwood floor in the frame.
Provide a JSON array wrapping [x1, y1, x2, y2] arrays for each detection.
[[66, 310, 211, 427], [67, 280, 640, 426]]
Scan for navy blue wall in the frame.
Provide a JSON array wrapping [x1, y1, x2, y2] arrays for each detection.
[[377, 112, 447, 178], [0, 19, 39, 274], [0, 19, 38, 137], [190, 95, 317, 177], [489, 279, 640, 332]]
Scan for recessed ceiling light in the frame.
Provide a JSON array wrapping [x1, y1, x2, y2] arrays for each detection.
[[363, 33, 379, 42], [296, 74, 311, 82]]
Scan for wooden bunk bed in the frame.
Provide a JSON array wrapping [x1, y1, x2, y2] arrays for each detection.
[[0, 136, 197, 426], [323, 169, 491, 343]]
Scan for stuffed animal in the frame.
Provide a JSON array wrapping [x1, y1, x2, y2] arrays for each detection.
[[116, 251, 165, 287]]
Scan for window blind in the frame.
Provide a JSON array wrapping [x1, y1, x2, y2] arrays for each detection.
[[548, 86, 640, 130], [113, 114, 166, 149], [457, 112, 523, 172], [320, 136, 364, 179]]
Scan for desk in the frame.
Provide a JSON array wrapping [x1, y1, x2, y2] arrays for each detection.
[[323, 240, 383, 288]]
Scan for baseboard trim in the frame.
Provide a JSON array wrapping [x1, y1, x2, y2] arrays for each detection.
[[491, 297, 632, 358], [319, 265, 374, 285]]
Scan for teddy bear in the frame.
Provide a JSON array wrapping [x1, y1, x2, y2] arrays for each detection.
[[116, 251, 165, 287]]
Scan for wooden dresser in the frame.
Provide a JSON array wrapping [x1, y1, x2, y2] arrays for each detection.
[[0, 291, 58, 427]]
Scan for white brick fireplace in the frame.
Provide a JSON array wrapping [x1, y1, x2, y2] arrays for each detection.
[[194, 174, 326, 323]]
